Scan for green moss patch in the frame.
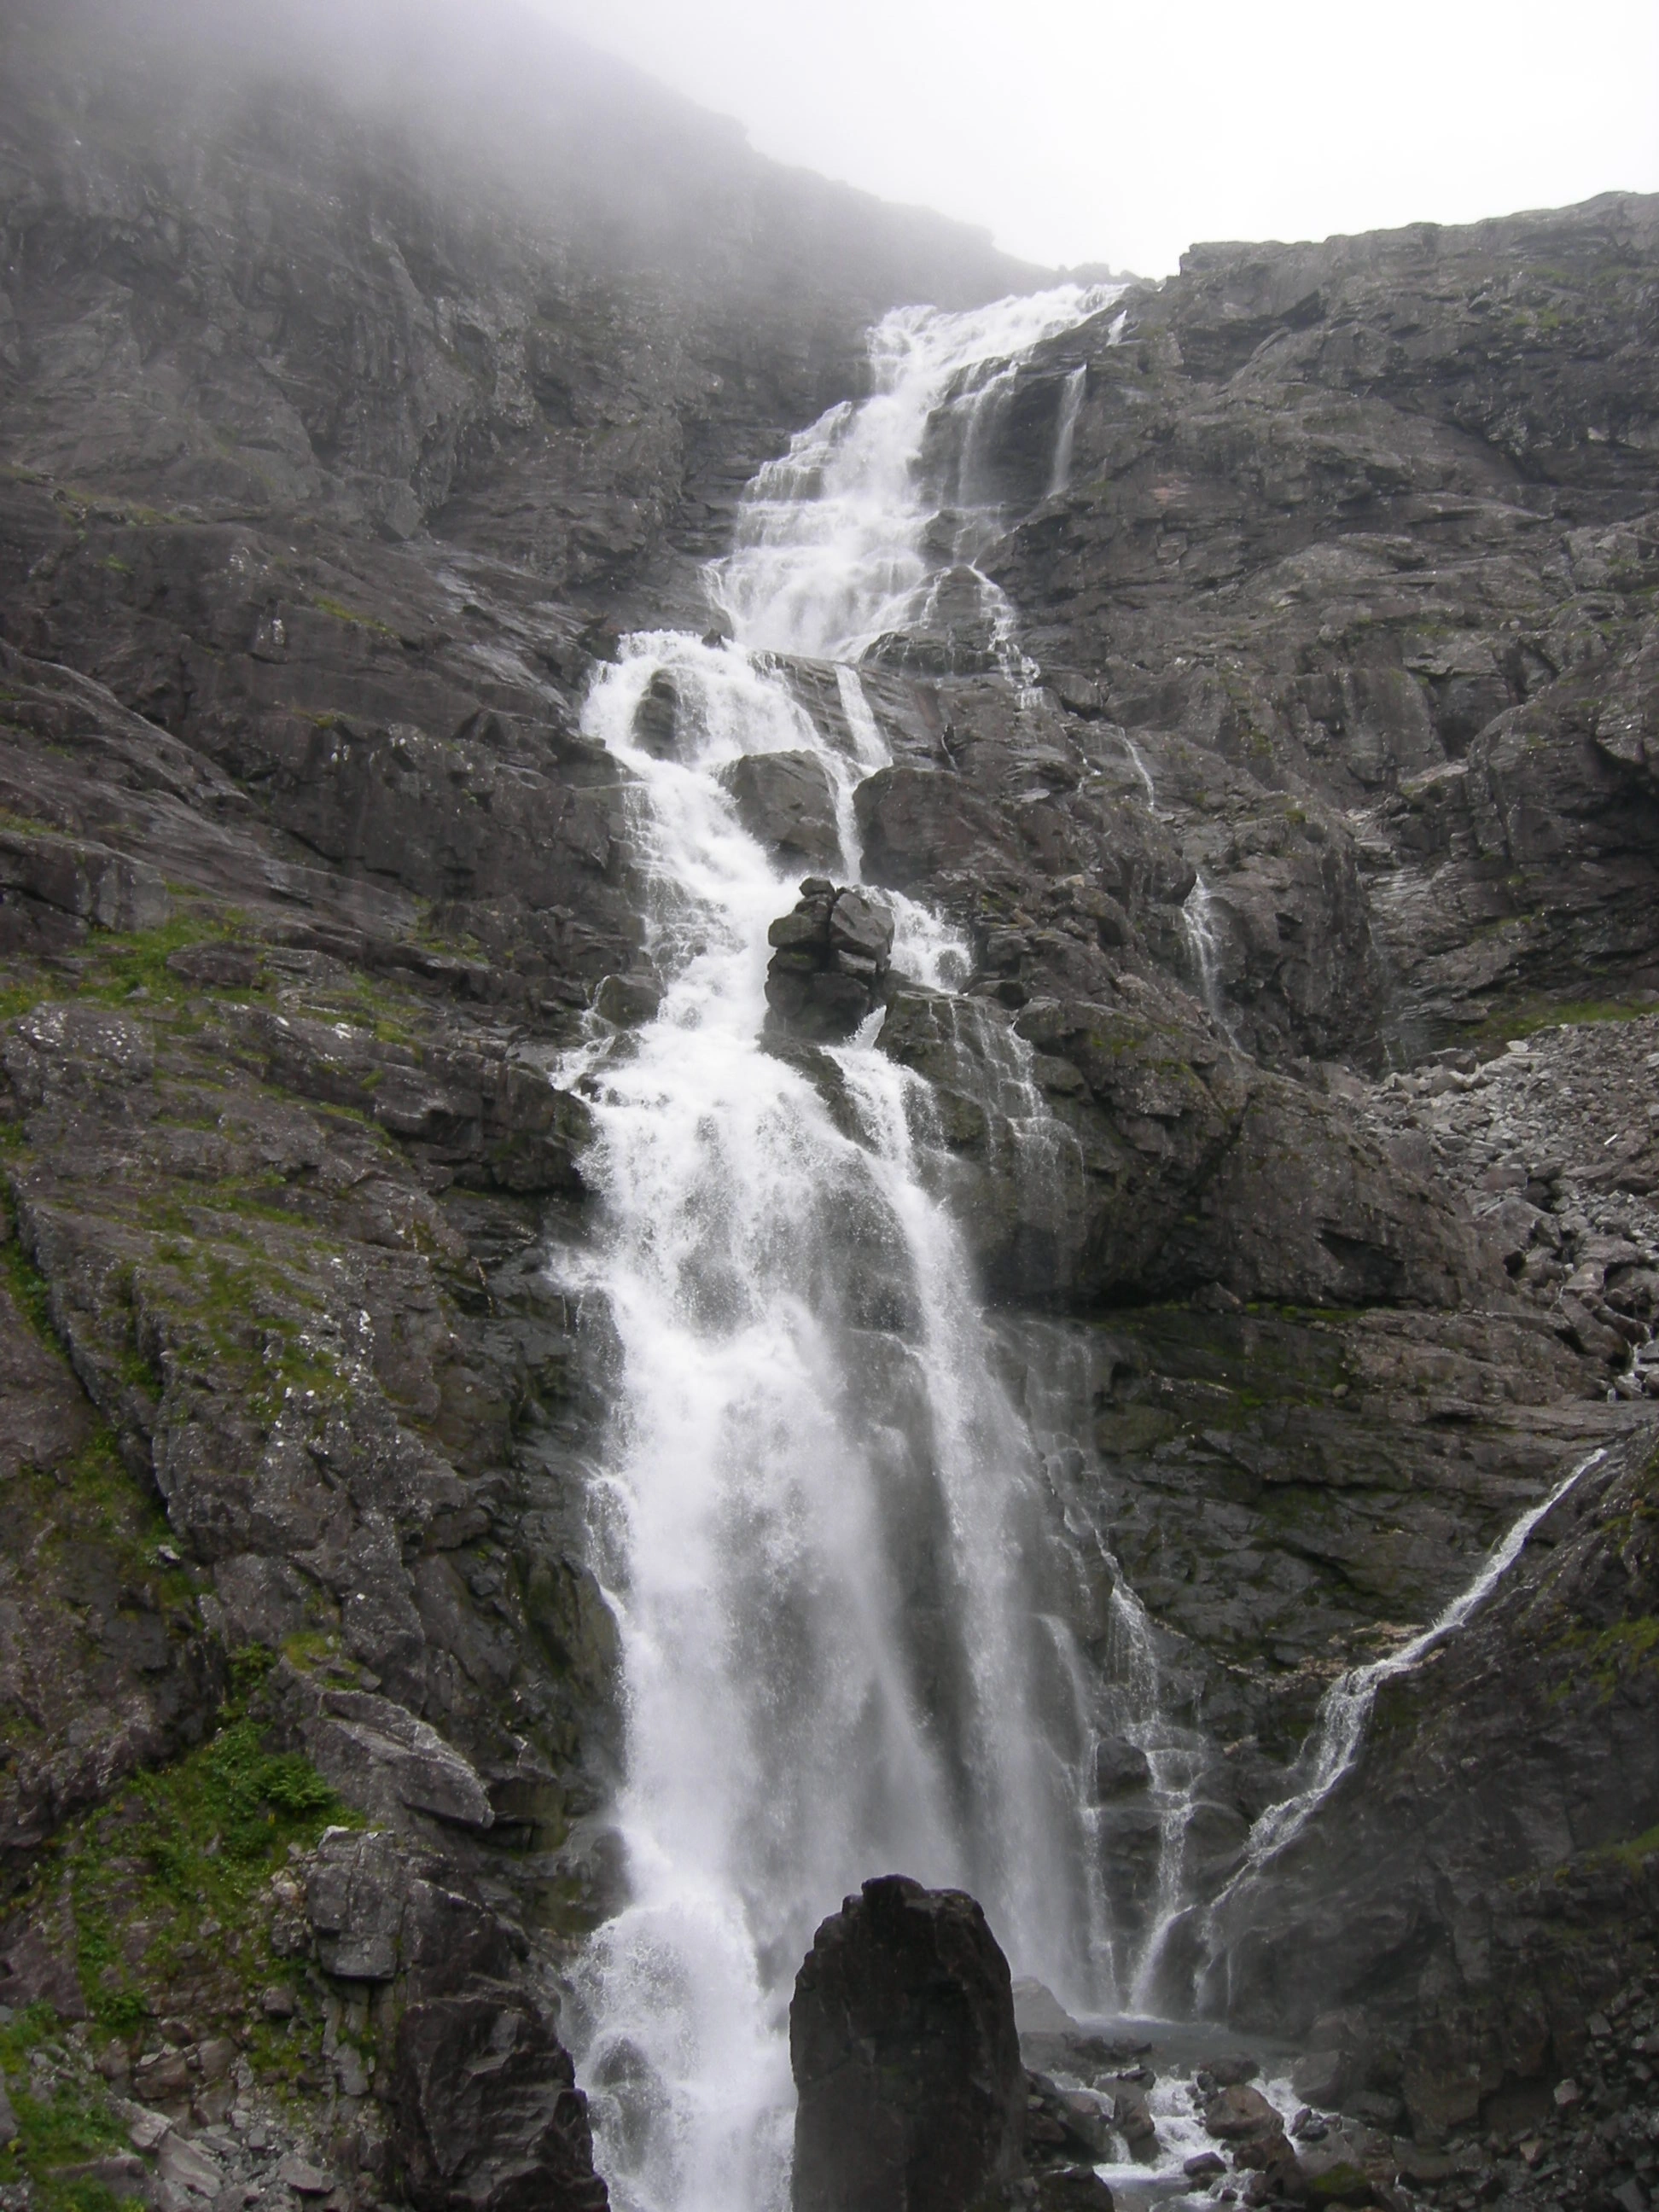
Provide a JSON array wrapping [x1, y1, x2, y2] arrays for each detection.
[[66, 1654, 354, 2040], [1551, 1613, 1659, 1703], [1471, 993, 1659, 1049], [0, 2006, 127, 2212], [0, 912, 261, 1027], [310, 595, 399, 643], [1, 1190, 59, 1346]]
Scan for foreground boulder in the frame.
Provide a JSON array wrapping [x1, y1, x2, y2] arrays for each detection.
[[790, 1875, 1027, 2212], [393, 1997, 608, 2212]]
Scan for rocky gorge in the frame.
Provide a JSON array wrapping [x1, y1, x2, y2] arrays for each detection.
[[0, 3, 1657, 2211]]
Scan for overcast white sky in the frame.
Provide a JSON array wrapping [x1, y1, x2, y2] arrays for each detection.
[[537, 0, 1659, 275]]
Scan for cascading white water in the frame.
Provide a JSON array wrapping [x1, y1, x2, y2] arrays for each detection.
[[557, 286, 1121, 2212], [713, 283, 1115, 661], [1120, 731, 1159, 807]]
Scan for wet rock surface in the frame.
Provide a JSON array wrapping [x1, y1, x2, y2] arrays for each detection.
[[718, 751, 843, 865], [1201, 1423, 1659, 2157], [789, 1877, 1027, 2212], [989, 195, 1659, 1064]]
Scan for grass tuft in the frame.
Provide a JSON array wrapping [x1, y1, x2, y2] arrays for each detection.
[[67, 1650, 355, 2039]]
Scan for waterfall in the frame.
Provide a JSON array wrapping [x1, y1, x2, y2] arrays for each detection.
[[1120, 731, 1158, 806], [1047, 364, 1087, 496], [1216, 1448, 1606, 1896], [1110, 1580, 1207, 2012], [558, 285, 1122, 2212], [1179, 872, 1235, 1040], [712, 283, 1115, 661], [954, 362, 1020, 509]]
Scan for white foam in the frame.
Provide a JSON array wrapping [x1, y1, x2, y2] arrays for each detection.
[[563, 283, 1122, 2212]]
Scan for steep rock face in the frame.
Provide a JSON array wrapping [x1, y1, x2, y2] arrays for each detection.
[[0, 0, 1033, 600], [875, 981, 1491, 1310], [790, 1877, 1026, 2212], [0, 1260, 224, 1882], [1202, 1427, 1659, 2146], [987, 194, 1659, 1059], [0, 643, 626, 2210]]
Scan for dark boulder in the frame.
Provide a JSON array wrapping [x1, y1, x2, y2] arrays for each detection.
[[790, 1874, 1026, 2212], [765, 878, 894, 1042], [392, 1995, 609, 2212], [1289, 2051, 1346, 2110], [592, 973, 663, 1027], [1090, 1738, 1152, 1800], [1202, 2083, 1284, 2143], [373, 1854, 609, 2212], [853, 764, 1018, 894], [632, 672, 682, 758], [717, 749, 841, 864], [1032, 2168, 1115, 2212], [1110, 2084, 1159, 2163]]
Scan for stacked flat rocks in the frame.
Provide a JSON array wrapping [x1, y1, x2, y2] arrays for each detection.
[[765, 879, 894, 1041]]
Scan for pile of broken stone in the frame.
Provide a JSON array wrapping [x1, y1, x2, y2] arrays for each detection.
[[0, 2012, 346, 2212], [1396, 1961, 1659, 2212], [1360, 1016, 1659, 1394], [765, 879, 896, 1042]]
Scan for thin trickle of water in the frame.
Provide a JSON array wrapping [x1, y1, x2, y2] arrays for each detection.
[[1106, 1581, 1206, 2012], [1010, 1330, 1210, 2008], [954, 363, 1019, 509], [1221, 1449, 1605, 1890], [833, 663, 888, 769], [1120, 732, 1158, 807], [1047, 364, 1087, 496], [1179, 873, 1236, 1040], [562, 284, 1123, 2212]]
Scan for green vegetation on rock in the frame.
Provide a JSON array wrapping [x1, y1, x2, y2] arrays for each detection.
[[0, 2005, 127, 2212], [66, 1652, 353, 2040]]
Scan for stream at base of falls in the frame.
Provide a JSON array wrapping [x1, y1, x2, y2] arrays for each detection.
[[538, 280, 1593, 2212]]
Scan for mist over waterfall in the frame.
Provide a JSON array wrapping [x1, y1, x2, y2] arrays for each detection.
[[554, 287, 1120, 2212]]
